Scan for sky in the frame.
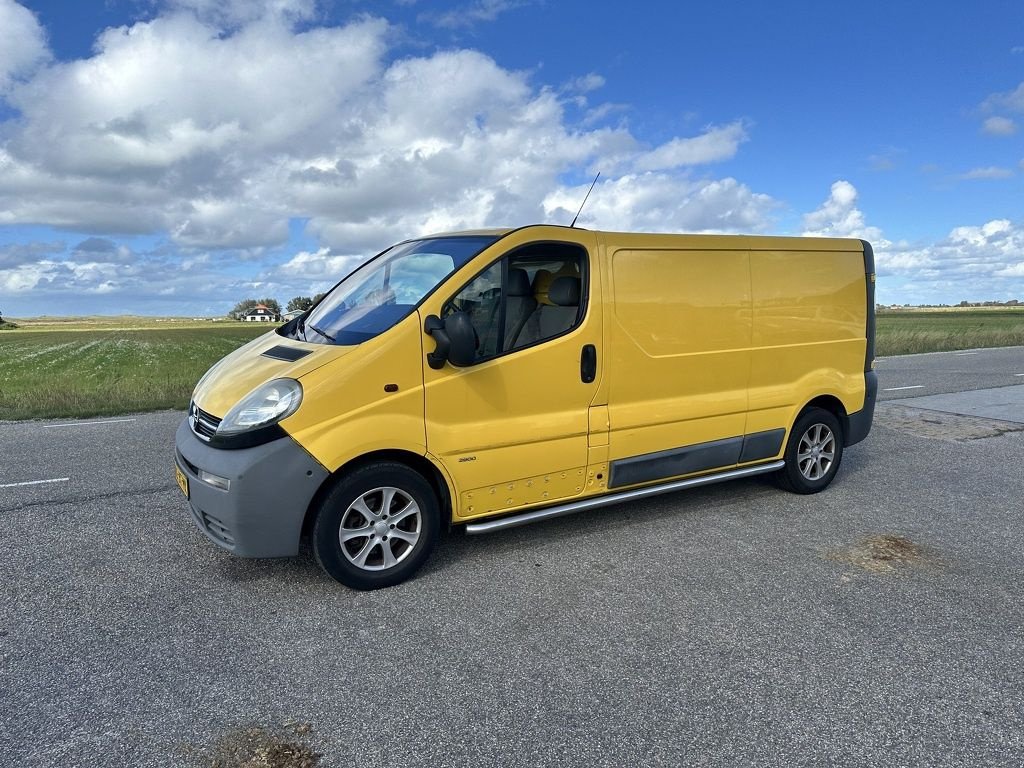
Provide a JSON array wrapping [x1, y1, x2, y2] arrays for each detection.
[[0, 0, 1023, 317]]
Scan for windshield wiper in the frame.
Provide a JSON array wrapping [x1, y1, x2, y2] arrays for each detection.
[[308, 323, 336, 342]]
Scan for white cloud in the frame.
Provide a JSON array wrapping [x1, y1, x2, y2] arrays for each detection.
[[0, 11, 772, 262], [172, 199, 289, 249], [166, 0, 317, 26], [982, 116, 1017, 135], [564, 73, 606, 94], [0, 4, 791, 314], [957, 166, 1014, 180], [997, 262, 1024, 277], [983, 81, 1024, 113], [801, 180, 884, 242], [978, 82, 1024, 141], [0, 239, 64, 268], [278, 247, 361, 281], [800, 181, 1024, 301], [0, 13, 388, 244], [866, 212, 1024, 303], [70, 237, 135, 264], [420, 0, 529, 29], [868, 147, 904, 171], [634, 122, 748, 171], [0, 245, 316, 315], [0, 0, 49, 92], [544, 174, 777, 233]]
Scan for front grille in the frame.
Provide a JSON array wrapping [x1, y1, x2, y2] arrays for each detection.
[[189, 401, 222, 441]]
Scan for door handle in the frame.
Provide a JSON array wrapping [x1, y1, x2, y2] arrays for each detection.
[[581, 344, 597, 383]]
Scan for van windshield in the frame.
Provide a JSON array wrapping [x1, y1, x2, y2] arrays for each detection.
[[293, 235, 498, 346]]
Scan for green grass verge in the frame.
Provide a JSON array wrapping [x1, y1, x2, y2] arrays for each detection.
[[1, 310, 1023, 421], [0, 325, 269, 421], [876, 309, 1024, 356]]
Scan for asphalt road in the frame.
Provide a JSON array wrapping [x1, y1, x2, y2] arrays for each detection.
[[875, 345, 1024, 401], [2, 347, 1023, 767]]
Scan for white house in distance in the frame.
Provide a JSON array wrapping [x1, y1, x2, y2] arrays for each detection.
[[242, 304, 280, 322]]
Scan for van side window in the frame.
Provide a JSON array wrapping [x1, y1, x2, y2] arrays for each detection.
[[442, 243, 585, 364]]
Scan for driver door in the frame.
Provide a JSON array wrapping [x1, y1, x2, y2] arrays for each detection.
[[419, 230, 604, 521]]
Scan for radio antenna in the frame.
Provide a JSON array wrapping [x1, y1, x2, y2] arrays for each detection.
[[570, 171, 600, 228]]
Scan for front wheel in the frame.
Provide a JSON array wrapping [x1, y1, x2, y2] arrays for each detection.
[[775, 407, 844, 494], [312, 462, 440, 590]]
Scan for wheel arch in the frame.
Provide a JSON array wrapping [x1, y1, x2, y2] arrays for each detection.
[[799, 394, 849, 441], [301, 449, 454, 538]]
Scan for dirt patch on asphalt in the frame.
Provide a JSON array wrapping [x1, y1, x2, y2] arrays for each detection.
[[875, 403, 1024, 441], [203, 724, 320, 768], [827, 534, 934, 574]]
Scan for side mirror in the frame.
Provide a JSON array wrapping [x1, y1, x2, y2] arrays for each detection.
[[424, 313, 476, 369]]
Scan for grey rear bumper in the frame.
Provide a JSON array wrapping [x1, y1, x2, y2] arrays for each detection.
[[174, 418, 329, 557], [844, 370, 877, 447]]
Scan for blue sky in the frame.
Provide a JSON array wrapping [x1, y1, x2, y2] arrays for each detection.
[[1, 0, 1023, 316]]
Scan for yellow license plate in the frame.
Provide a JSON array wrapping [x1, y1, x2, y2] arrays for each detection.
[[175, 463, 189, 498]]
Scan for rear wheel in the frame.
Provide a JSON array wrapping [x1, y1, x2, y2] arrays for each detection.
[[313, 462, 440, 590], [775, 407, 844, 494]]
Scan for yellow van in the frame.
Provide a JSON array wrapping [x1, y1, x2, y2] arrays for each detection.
[[174, 225, 876, 589]]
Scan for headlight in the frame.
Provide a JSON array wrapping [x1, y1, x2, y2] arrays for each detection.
[[216, 378, 303, 436]]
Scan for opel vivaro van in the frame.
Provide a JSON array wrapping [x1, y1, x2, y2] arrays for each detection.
[[174, 225, 877, 589]]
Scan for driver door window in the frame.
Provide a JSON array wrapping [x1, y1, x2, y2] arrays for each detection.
[[443, 262, 503, 361], [442, 244, 586, 365]]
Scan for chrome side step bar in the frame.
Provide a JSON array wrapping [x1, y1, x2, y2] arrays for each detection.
[[463, 460, 784, 535]]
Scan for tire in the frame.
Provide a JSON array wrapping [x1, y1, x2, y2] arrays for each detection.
[[775, 407, 844, 494], [312, 462, 440, 590]]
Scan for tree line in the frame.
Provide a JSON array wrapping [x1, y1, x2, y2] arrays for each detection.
[[228, 294, 328, 320]]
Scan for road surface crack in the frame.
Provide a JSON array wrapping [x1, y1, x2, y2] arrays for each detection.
[[0, 484, 175, 514]]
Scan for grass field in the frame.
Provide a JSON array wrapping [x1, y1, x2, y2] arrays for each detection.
[[4, 315, 242, 331], [876, 309, 1024, 356], [1, 309, 1023, 421], [0, 324, 269, 420]]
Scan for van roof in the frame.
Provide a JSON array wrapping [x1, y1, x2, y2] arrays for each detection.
[[422, 225, 864, 252], [421, 228, 512, 238]]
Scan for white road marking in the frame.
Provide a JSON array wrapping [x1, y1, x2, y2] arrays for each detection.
[[883, 385, 925, 391], [42, 418, 137, 429], [0, 477, 70, 489], [954, 352, 978, 356], [1015, 374, 1024, 377]]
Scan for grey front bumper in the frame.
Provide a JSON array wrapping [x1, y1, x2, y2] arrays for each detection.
[[174, 418, 330, 557]]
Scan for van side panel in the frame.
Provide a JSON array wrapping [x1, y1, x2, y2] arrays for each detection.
[[745, 245, 867, 440], [606, 241, 751, 471]]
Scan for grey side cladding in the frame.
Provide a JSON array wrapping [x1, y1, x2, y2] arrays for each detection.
[[609, 437, 742, 489], [738, 429, 785, 463], [608, 429, 788, 489]]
